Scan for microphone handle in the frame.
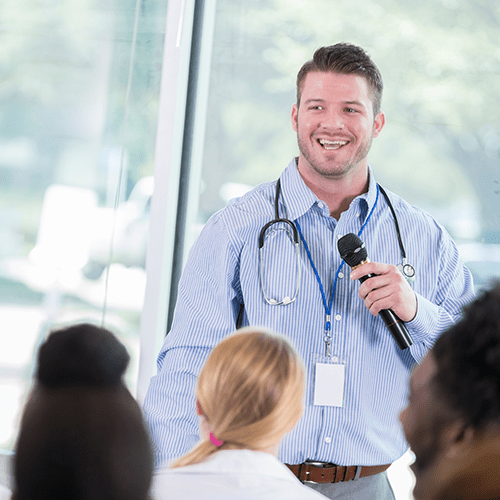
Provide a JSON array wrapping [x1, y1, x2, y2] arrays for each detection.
[[359, 274, 414, 350]]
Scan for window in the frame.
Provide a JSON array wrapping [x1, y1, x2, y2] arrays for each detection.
[[0, 0, 168, 449], [188, 0, 498, 253]]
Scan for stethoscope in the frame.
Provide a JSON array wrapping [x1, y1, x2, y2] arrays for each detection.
[[258, 178, 416, 306]]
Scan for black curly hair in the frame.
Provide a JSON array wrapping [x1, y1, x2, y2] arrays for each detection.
[[432, 281, 500, 430]]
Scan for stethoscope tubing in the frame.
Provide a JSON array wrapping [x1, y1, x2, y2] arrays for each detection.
[[258, 178, 416, 305]]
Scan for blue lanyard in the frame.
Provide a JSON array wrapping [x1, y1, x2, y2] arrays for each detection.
[[295, 185, 380, 355]]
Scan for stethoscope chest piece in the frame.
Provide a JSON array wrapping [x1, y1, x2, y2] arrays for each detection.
[[397, 259, 416, 285]]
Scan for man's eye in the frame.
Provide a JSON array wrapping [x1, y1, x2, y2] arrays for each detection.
[[345, 107, 357, 113], [310, 106, 324, 110]]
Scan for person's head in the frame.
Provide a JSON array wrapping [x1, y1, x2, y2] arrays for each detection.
[[171, 327, 304, 468], [400, 281, 500, 500], [296, 43, 383, 116], [14, 323, 153, 500], [291, 43, 385, 188]]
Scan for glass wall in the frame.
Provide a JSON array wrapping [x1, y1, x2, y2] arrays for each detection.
[[0, 0, 169, 450], [182, 0, 500, 284]]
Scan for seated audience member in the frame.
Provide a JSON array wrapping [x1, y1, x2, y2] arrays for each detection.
[[400, 281, 500, 500], [13, 323, 153, 500], [152, 327, 327, 500]]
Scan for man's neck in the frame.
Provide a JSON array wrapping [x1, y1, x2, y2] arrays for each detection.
[[297, 164, 370, 220]]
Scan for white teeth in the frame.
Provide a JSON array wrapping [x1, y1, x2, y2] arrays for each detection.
[[319, 139, 349, 149]]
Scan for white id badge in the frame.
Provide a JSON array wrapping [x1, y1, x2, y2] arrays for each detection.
[[312, 354, 346, 407]]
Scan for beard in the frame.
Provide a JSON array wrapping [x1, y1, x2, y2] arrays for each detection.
[[296, 129, 373, 180]]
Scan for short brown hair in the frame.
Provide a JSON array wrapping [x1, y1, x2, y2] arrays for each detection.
[[297, 43, 383, 116]]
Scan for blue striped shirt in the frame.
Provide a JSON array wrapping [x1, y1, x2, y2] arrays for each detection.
[[143, 158, 474, 468]]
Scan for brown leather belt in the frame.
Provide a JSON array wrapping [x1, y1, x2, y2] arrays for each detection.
[[286, 462, 391, 484]]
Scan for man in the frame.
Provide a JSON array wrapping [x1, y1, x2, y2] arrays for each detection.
[[400, 281, 500, 500], [144, 43, 474, 499]]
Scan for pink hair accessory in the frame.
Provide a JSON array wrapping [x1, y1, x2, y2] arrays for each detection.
[[209, 432, 223, 447]]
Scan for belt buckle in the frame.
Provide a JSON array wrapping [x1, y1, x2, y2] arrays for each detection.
[[304, 460, 335, 467], [301, 460, 336, 484]]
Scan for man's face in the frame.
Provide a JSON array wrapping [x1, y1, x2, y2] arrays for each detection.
[[291, 71, 385, 184], [400, 353, 451, 499]]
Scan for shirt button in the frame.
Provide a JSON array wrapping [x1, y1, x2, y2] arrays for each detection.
[[338, 272, 344, 279], [337, 234, 342, 240], [335, 314, 341, 321], [325, 437, 331, 444], [318, 202, 325, 209]]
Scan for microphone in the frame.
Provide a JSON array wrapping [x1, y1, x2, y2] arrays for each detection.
[[337, 233, 413, 350]]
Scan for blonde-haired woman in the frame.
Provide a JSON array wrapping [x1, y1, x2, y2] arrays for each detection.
[[152, 327, 326, 500]]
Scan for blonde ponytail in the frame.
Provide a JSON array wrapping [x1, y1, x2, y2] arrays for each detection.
[[171, 327, 304, 468]]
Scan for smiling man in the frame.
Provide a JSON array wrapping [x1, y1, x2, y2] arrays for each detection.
[[400, 281, 500, 500], [292, 71, 384, 220], [144, 43, 474, 500]]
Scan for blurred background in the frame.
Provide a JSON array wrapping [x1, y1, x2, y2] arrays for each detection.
[[0, 0, 499, 496]]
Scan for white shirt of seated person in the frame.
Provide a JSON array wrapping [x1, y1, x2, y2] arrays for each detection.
[[151, 400, 328, 500]]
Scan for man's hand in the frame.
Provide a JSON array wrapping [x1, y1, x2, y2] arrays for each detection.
[[350, 261, 417, 322]]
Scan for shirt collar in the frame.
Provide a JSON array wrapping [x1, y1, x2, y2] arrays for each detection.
[[279, 158, 379, 222], [356, 166, 379, 224], [278, 158, 318, 220]]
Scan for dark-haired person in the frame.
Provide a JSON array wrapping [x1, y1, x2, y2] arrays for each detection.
[[400, 281, 500, 500], [144, 43, 474, 499], [13, 323, 154, 500]]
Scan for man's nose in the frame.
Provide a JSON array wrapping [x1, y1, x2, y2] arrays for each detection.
[[320, 109, 344, 129]]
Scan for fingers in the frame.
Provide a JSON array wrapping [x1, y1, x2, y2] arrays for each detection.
[[350, 262, 417, 322]]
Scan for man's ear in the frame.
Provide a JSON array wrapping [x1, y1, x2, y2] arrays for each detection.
[[372, 111, 385, 138], [443, 420, 474, 459], [291, 104, 298, 132]]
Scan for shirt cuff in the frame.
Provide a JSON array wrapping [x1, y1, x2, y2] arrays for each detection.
[[405, 293, 439, 345]]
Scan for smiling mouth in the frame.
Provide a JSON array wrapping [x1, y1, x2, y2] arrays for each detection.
[[318, 139, 349, 150]]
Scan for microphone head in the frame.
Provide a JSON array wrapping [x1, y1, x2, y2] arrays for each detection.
[[338, 233, 368, 268]]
